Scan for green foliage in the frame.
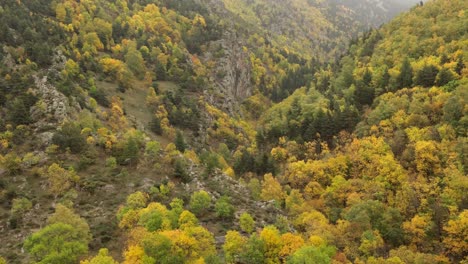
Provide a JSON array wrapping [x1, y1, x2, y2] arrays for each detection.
[[125, 45, 145, 79], [173, 158, 191, 183], [52, 122, 86, 154], [287, 245, 336, 264], [397, 58, 413, 89], [10, 197, 32, 217], [189, 190, 212, 216], [238, 234, 266, 264], [175, 130, 186, 153], [24, 223, 88, 264], [141, 233, 173, 263], [126, 191, 148, 209], [414, 64, 439, 87], [240, 212, 255, 233], [215, 196, 235, 220], [81, 248, 118, 264]]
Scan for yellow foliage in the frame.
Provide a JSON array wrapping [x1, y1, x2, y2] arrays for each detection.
[[43, 163, 80, 197], [279, 233, 304, 259], [123, 245, 145, 264], [443, 210, 468, 257], [260, 226, 282, 264], [261, 173, 285, 202], [223, 231, 247, 263]]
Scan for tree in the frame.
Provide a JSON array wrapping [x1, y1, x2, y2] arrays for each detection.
[[359, 230, 384, 257], [43, 163, 80, 198], [125, 46, 145, 79], [287, 245, 336, 264], [215, 196, 235, 220], [435, 67, 456, 86], [414, 64, 439, 87], [175, 130, 186, 152], [189, 190, 212, 216], [52, 122, 86, 153], [10, 197, 32, 218], [279, 233, 305, 260], [260, 225, 282, 264], [24, 223, 88, 264], [239, 234, 266, 264], [240, 212, 255, 233], [178, 210, 199, 229], [126, 191, 148, 209], [116, 136, 140, 165], [173, 158, 190, 183], [455, 56, 464, 75], [108, 97, 128, 132], [6, 98, 32, 126], [81, 248, 118, 264], [397, 58, 413, 88], [141, 233, 173, 263], [224, 231, 247, 263], [261, 173, 285, 205], [443, 210, 468, 260], [47, 204, 91, 243]]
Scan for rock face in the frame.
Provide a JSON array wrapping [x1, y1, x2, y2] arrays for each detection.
[[30, 75, 70, 125], [215, 33, 252, 101], [202, 30, 253, 115]]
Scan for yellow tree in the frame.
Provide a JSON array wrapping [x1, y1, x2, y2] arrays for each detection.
[[43, 163, 80, 198], [260, 225, 282, 264], [108, 96, 128, 132], [223, 231, 247, 264], [279, 233, 305, 260], [402, 214, 431, 250], [261, 173, 285, 204], [443, 210, 468, 259], [81, 248, 118, 264]]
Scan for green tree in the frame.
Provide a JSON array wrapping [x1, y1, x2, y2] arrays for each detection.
[[189, 190, 212, 216], [239, 234, 266, 264], [141, 233, 173, 263], [47, 204, 92, 243], [125, 46, 145, 79], [52, 122, 86, 153], [173, 158, 190, 183], [215, 196, 235, 220], [455, 56, 464, 75], [287, 245, 336, 264], [175, 130, 186, 152], [24, 223, 88, 264], [43, 163, 80, 198], [81, 248, 118, 264], [240, 212, 255, 233], [397, 58, 413, 88], [435, 67, 456, 86], [414, 64, 439, 87]]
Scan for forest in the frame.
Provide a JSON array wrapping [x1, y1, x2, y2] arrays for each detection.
[[0, 0, 466, 263]]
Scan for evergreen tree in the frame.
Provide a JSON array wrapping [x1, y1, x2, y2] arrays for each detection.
[[173, 158, 190, 183], [397, 58, 413, 88], [455, 56, 464, 75], [415, 64, 439, 87], [175, 130, 186, 152], [436, 68, 456, 86]]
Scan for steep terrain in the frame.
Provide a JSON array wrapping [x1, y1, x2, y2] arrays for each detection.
[[1, 0, 466, 263]]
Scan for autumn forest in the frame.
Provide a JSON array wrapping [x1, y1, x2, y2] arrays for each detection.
[[0, 0, 466, 263]]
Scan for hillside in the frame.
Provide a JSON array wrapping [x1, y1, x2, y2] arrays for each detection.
[[0, 0, 467, 264]]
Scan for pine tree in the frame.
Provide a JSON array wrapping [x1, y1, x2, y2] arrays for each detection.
[[175, 130, 186, 152], [397, 58, 413, 88], [415, 64, 439, 87]]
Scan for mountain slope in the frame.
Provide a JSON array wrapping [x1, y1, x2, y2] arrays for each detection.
[[2, 0, 466, 264]]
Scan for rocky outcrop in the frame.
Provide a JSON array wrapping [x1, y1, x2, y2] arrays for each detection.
[[203, 30, 253, 115], [30, 75, 70, 125]]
